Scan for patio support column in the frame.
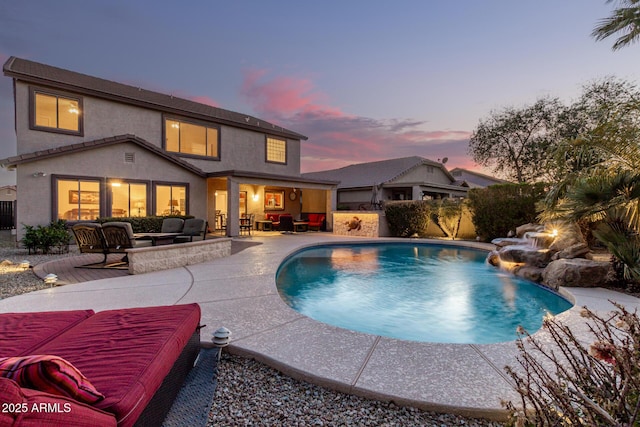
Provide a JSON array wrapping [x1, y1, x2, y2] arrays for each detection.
[[412, 185, 422, 201], [226, 177, 240, 237]]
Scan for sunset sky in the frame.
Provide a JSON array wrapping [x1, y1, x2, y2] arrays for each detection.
[[1, 1, 639, 185]]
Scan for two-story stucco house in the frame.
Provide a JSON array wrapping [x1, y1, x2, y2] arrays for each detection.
[[303, 156, 469, 210], [1, 57, 337, 238]]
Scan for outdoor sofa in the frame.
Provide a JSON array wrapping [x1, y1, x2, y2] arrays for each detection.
[[0, 303, 201, 426]]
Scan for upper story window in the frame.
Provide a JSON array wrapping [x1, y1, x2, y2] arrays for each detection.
[[165, 118, 219, 159], [30, 88, 82, 135], [266, 136, 287, 164], [29, 89, 82, 135]]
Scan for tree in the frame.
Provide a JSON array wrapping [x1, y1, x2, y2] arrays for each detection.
[[593, 0, 640, 50], [468, 98, 563, 183]]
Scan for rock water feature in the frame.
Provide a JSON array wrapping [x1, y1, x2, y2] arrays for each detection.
[[488, 223, 613, 289]]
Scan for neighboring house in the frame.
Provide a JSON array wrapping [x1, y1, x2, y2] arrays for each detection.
[[1, 57, 337, 237], [303, 156, 469, 210], [448, 168, 509, 188]]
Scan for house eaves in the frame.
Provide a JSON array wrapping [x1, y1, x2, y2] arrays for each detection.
[[207, 170, 339, 187], [3, 57, 308, 142], [0, 134, 206, 177]]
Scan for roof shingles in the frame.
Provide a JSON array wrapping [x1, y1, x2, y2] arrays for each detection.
[[3, 57, 307, 141]]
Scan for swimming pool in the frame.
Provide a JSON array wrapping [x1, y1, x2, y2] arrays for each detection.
[[276, 242, 572, 344]]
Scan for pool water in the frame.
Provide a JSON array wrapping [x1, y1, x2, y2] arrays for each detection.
[[276, 243, 572, 344]]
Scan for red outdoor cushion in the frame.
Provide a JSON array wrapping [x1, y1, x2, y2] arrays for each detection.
[[0, 310, 95, 357], [30, 304, 201, 427], [0, 377, 116, 427], [0, 355, 104, 404]]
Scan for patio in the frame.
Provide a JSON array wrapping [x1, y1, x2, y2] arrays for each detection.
[[3, 233, 640, 421]]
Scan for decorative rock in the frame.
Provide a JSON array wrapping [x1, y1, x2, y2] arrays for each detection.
[[524, 232, 555, 249], [550, 243, 590, 260], [548, 222, 586, 252], [515, 223, 544, 238], [542, 258, 613, 289], [490, 237, 525, 248], [498, 245, 552, 268], [513, 265, 544, 283], [486, 250, 500, 267]]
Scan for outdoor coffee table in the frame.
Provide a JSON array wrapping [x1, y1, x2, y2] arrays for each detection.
[[293, 221, 309, 232], [255, 220, 273, 231], [134, 232, 181, 246]]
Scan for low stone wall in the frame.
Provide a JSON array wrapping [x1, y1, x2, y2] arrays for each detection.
[[332, 211, 389, 237], [126, 238, 232, 275]]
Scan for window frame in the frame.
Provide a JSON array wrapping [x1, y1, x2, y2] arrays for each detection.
[[51, 175, 104, 221], [265, 136, 287, 165], [162, 115, 220, 160], [106, 178, 151, 218], [152, 181, 190, 216], [29, 87, 84, 136]]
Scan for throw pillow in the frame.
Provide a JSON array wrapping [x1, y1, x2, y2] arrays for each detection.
[[0, 355, 104, 404]]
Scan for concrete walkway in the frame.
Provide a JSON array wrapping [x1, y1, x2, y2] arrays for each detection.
[[3, 234, 639, 420]]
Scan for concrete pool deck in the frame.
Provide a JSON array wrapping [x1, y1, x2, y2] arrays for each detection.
[[2, 234, 639, 421]]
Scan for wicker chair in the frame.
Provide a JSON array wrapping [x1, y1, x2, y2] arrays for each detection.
[[174, 218, 207, 243]]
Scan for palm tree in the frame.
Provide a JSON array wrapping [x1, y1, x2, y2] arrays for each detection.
[[593, 0, 640, 50]]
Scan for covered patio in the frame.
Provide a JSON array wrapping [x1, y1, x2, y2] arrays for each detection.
[[206, 171, 337, 237]]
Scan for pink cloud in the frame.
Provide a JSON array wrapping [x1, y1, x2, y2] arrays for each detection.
[[239, 69, 480, 173]]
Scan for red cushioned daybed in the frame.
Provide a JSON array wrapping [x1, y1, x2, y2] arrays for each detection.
[[0, 304, 201, 427]]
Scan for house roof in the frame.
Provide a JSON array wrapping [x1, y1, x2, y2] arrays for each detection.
[[3, 56, 307, 141], [0, 134, 207, 177], [302, 156, 458, 189], [448, 167, 510, 187]]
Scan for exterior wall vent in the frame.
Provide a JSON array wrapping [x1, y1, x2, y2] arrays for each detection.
[[124, 152, 135, 163]]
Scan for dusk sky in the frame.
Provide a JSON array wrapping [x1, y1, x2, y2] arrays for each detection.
[[1, 1, 639, 186]]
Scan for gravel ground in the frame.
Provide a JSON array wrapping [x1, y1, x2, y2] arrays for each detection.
[[0, 233, 506, 426], [209, 353, 505, 427]]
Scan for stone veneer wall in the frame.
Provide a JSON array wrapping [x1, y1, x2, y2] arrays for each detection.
[[332, 211, 389, 237], [126, 238, 232, 275]]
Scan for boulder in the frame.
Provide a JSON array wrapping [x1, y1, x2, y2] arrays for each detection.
[[491, 237, 526, 248], [498, 245, 553, 268], [513, 265, 545, 283], [548, 222, 586, 252], [551, 243, 590, 260], [516, 223, 544, 238], [524, 231, 555, 249], [542, 258, 613, 289], [486, 250, 500, 267]]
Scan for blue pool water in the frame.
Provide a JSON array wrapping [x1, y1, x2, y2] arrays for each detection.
[[276, 243, 572, 344]]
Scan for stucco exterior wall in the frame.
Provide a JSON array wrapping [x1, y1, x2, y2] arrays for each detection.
[[15, 142, 206, 235], [15, 82, 301, 177], [15, 82, 161, 154], [391, 165, 451, 185]]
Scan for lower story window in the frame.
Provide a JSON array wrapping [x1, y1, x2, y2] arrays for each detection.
[[110, 181, 147, 217], [57, 179, 101, 220], [155, 184, 187, 216]]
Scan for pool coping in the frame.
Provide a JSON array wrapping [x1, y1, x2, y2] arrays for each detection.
[[4, 235, 639, 421]]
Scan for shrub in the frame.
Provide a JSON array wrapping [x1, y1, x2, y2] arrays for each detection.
[[504, 303, 640, 426], [467, 183, 546, 241], [384, 201, 432, 237], [22, 220, 70, 254]]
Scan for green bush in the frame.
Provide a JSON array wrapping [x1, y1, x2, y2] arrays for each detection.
[[466, 183, 546, 241], [384, 201, 433, 237], [22, 220, 70, 254]]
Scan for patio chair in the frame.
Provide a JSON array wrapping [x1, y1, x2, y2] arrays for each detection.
[[71, 222, 110, 268], [174, 218, 207, 243], [239, 214, 254, 236], [161, 217, 185, 233], [278, 214, 294, 234], [101, 222, 138, 269]]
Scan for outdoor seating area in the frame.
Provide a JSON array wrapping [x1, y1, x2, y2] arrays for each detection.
[[0, 304, 202, 427], [71, 218, 208, 269]]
